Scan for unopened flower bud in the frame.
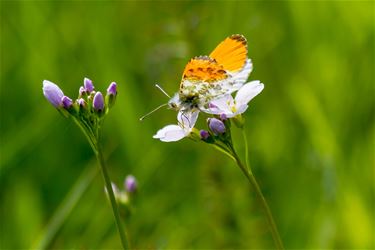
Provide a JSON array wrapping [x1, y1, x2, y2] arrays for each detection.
[[107, 82, 117, 96], [106, 82, 117, 108], [93, 92, 104, 111], [220, 113, 227, 121], [79, 86, 87, 96], [77, 98, 86, 107], [208, 118, 226, 135], [42, 80, 64, 107], [124, 175, 137, 193], [200, 130, 210, 140], [61, 96, 73, 109], [84, 77, 94, 92]]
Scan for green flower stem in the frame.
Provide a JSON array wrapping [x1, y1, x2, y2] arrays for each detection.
[[95, 142, 130, 250], [241, 129, 250, 172], [76, 119, 130, 249], [212, 143, 236, 161], [230, 146, 284, 250], [72, 117, 98, 153]]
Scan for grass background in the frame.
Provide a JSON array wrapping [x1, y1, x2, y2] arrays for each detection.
[[1, 1, 374, 249]]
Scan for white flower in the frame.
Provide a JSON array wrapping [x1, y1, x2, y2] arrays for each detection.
[[153, 110, 199, 142], [204, 81, 264, 118]]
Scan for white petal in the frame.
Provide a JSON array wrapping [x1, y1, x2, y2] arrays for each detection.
[[188, 110, 199, 128], [207, 95, 233, 113], [200, 107, 222, 115], [162, 130, 187, 142], [200, 102, 222, 114], [236, 104, 249, 115], [153, 125, 186, 142], [235, 81, 264, 106], [177, 110, 199, 129], [153, 125, 180, 139]]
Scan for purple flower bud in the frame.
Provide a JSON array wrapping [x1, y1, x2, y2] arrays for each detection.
[[124, 175, 137, 193], [84, 77, 94, 92], [42, 80, 64, 107], [208, 118, 226, 135], [107, 82, 117, 96], [61, 96, 73, 108], [220, 113, 227, 121], [93, 91, 104, 111], [79, 86, 86, 96], [200, 130, 210, 140], [77, 98, 86, 107]]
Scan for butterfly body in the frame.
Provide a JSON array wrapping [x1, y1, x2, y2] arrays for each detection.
[[168, 34, 253, 113]]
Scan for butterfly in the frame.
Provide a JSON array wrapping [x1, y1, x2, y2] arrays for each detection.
[[140, 34, 253, 121], [168, 34, 253, 113]]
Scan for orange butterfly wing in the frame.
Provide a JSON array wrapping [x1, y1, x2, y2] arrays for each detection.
[[209, 34, 248, 72], [181, 56, 228, 83]]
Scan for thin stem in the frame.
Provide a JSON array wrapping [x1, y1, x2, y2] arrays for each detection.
[[74, 116, 129, 248], [230, 147, 284, 249], [72, 117, 98, 153], [241, 129, 250, 172], [95, 143, 130, 250], [212, 143, 236, 161]]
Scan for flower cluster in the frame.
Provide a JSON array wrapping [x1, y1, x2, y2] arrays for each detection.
[[43, 77, 117, 114], [42, 78, 117, 142], [153, 80, 264, 144]]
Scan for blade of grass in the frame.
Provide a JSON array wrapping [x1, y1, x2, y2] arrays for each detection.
[[32, 161, 98, 249]]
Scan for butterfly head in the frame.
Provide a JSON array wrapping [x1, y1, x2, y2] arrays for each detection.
[[168, 93, 182, 111]]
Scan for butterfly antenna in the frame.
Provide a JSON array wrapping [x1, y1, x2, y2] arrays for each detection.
[[155, 84, 171, 98], [139, 103, 168, 121]]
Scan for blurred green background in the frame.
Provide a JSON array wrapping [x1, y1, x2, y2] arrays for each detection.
[[1, 1, 374, 249]]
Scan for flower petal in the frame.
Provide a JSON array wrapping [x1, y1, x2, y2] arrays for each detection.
[[84, 77, 94, 92], [236, 104, 248, 115], [153, 125, 186, 142], [203, 95, 233, 115], [93, 92, 104, 110], [235, 81, 264, 106], [107, 82, 117, 96], [42, 80, 64, 107], [208, 118, 226, 135], [177, 110, 199, 129]]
